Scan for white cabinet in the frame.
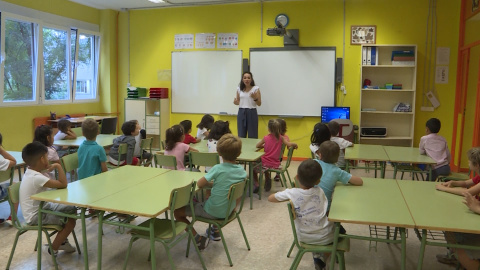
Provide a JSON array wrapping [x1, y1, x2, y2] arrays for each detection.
[[125, 98, 170, 149], [359, 45, 417, 147]]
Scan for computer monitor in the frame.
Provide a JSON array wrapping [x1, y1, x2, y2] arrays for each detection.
[[321, 106, 350, 123]]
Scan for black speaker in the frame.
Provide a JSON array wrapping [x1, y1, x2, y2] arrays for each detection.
[[336, 58, 343, 84], [242, 58, 249, 73]]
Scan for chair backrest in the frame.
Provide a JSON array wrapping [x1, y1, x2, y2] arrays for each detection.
[[220, 179, 247, 222], [278, 143, 286, 160], [161, 140, 165, 150], [168, 181, 196, 236], [71, 127, 82, 137], [154, 154, 177, 170], [100, 117, 118, 135], [188, 152, 220, 171], [7, 183, 22, 229], [61, 152, 78, 172], [284, 146, 295, 169], [0, 167, 14, 183], [115, 143, 128, 167], [140, 137, 152, 152], [287, 201, 300, 246]]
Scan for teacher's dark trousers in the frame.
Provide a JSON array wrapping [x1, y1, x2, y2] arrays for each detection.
[[237, 108, 258, 138]]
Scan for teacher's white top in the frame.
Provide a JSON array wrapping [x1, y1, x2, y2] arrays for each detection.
[[237, 86, 259, 109]]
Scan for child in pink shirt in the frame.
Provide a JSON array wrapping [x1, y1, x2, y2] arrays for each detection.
[[164, 125, 198, 171], [419, 118, 451, 181], [254, 119, 297, 193]]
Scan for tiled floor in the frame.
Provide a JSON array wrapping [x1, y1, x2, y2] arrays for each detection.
[[0, 162, 457, 269]]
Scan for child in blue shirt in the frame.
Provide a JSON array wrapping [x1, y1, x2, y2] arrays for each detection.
[[315, 141, 363, 211], [78, 119, 107, 180], [174, 133, 247, 250]]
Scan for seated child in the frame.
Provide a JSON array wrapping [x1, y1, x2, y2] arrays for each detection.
[[274, 119, 289, 182], [132, 121, 152, 163], [196, 114, 214, 140], [54, 119, 77, 140], [78, 119, 108, 180], [0, 132, 17, 224], [255, 119, 297, 193], [419, 118, 451, 181], [19, 142, 77, 256], [268, 159, 334, 269], [174, 134, 247, 249], [181, 120, 200, 144], [309, 122, 331, 159], [435, 147, 480, 198], [108, 120, 141, 166], [205, 120, 231, 172], [34, 125, 60, 180], [457, 192, 480, 270], [164, 125, 198, 171], [315, 141, 363, 211], [327, 121, 353, 168]]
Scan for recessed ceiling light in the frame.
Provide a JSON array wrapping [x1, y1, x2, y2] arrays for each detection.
[[148, 0, 165, 3]]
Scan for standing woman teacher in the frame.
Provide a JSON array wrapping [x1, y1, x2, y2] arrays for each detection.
[[234, 71, 262, 138]]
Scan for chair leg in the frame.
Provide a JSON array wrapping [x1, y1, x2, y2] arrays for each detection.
[[285, 170, 293, 188], [185, 232, 192, 258], [6, 231, 22, 269], [286, 241, 295, 257], [280, 172, 288, 189], [44, 230, 59, 270], [237, 216, 250, 250], [164, 244, 176, 270], [291, 250, 305, 270], [188, 229, 207, 270], [71, 230, 81, 255], [337, 251, 346, 270], [258, 172, 263, 200], [123, 236, 136, 270], [218, 228, 234, 266]]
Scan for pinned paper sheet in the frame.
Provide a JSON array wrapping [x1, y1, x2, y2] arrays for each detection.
[[157, 70, 171, 81], [426, 91, 440, 108], [435, 66, 448, 84]]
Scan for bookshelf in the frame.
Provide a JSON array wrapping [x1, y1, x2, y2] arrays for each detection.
[[125, 98, 170, 150], [359, 45, 417, 146]]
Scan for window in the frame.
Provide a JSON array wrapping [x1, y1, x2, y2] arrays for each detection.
[[0, 12, 100, 106], [2, 18, 36, 103]]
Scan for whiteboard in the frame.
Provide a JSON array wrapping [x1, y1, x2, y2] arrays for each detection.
[[171, 51, 242, 114], [250, 48, 336, 117]]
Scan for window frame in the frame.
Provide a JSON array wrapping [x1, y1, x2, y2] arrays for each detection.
[[0, 11, 101, 107]]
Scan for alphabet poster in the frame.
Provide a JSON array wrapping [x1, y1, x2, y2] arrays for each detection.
[[218, 33, 238, 49]]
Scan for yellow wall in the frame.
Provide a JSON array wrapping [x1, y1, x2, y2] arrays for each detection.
[[0, 1, 117, 151], [121, 0, 460, 158]]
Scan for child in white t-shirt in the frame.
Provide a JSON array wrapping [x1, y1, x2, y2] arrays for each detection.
[[205, 120, 231, 172], [196, 114, 214, 140], [327, 121, 353, 168], [0, 132, 17, 224], [268, 159, 334, 269]]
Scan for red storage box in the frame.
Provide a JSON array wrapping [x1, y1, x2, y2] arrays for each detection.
[[149, 88, 168, 99]]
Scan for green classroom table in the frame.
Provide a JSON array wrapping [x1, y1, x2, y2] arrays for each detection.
[[158, 138, 264, 209], [31, 166, 171, 270], [383, 146, 436, 181], [344, 144, 388, 178], [6, 151, 25, 181], [95, 169, 205, 270], [328, 178, 415, 270], [397, 180, 480, 270], [53, 134, 120, 147]]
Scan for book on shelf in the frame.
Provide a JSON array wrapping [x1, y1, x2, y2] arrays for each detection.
[[392, 61, 415, 66], [367, 47, 371, 65], [392, 56, 415, 61], [362, 47, 367, 66], [371, 47, 376, 65], [391, 50, 415, 60]]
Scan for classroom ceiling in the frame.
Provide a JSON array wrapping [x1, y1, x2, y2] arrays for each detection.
[[69, 0, 296, 10]]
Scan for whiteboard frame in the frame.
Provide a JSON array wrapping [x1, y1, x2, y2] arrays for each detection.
[[249, 47, 336, 117]]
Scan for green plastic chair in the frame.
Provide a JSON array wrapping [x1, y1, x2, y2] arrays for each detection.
[[393, 164, 426, 181], [60, 153, 78, 182], [436, 171, 472, 182], [258, 146, 295, 199], [139, 137, 153, 167], [123, 181, 206, 270], [286, 201, 350, 270], [188, 151, 220, 171], [154, 154, 177, 170], [0, 167, 14, 204], [191, 179, 250, 266], [107, 143, 128, 169], [6, 183, 81, 270]]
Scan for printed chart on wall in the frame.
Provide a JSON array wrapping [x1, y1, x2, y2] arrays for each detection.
[[195, 33, 216, 49], [174, 34, 194, 49], [218, 33, 238, 49]]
